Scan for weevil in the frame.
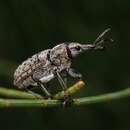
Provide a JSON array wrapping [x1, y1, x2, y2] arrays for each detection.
[[13, 28, 113, 99]]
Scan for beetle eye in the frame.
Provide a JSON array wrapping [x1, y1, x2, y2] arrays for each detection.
[[75, 46, 81, 50]]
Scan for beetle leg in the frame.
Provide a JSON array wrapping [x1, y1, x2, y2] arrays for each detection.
[[55, 71, 67, 90], [63, 71, 68, 87], [67, 68, 82, 79], [37, 82, 52, 99], [62, 94, 74, 107], [25, 88, 43, 99], [55, 71, 74, 107], [39, 74, 54, 83]]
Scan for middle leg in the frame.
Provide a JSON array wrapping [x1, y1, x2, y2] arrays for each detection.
[[55, 71, 67, 91], [55, 70, 73, 106]]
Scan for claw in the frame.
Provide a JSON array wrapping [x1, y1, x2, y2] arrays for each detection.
[[62, 94, 73, 107]]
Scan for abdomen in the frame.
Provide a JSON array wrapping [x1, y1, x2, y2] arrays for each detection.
[[14, 50, 50, 89]]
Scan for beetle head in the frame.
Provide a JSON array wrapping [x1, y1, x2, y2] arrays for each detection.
[[67, 28, 113, 58], [68, 42, 95, 58]]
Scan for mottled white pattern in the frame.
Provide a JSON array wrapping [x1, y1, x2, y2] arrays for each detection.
[[13, 44, 71, 89], [13, 29, 111, 91]]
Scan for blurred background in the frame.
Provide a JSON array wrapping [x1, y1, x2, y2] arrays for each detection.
[[0, 0, 130, 130]]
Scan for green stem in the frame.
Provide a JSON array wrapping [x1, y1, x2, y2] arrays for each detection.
[[53, 80, 85, 99], [0, 88, 129, 108], [0, 87, 43, 99], [75, 88, 130, 105], [0, 81, 85, 99]]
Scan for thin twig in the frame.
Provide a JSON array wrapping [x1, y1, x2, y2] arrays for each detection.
[[0, 87, 43, 99], [53, 80, 85, 99], [0, 81, 85, 99], [0, 87, 130, 108]]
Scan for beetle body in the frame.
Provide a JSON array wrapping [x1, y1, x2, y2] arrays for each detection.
[[14, 43, 71, 89], [13, 28, 112, 97]]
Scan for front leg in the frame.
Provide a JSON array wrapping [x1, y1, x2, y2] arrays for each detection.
[[67, 68, 82, 79]]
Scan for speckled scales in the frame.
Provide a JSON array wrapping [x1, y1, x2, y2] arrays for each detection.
[[14, 49, 51, 88], [13, 44, 71, 89]]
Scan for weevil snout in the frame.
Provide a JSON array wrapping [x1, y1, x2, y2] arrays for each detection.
[[80, 44, 95, 50], [67, 28, 112, 58], [68, 42, 102, 58]]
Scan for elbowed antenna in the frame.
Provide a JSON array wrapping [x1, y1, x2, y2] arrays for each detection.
[[93, 28, 111, 45], [80, 28, 113, 50]]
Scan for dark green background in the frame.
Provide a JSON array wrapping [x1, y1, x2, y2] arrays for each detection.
[[0, 0, 130, 130]]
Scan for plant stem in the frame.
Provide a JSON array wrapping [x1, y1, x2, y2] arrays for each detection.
[[0, 81, 85, 99], [0, 88, 130, 108], [0, 87, 43, 99], [53, 80, 85, 99]]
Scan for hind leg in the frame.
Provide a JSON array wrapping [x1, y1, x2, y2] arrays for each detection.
[[38, 74, 55, 98], [25, 87, 43, 99], [26, 82, 52, 99], [37, 81, 52, 99], [32, 70, 54, 98]]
